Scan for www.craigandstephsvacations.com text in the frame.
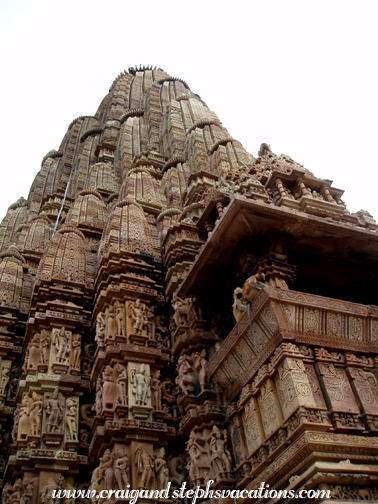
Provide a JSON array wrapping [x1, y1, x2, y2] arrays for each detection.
[[51, 480, 331, 502]]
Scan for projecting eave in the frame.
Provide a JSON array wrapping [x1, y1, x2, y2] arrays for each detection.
[[178, 194, 378, 298]]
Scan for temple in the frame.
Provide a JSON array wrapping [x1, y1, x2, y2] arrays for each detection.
[[0, 65, 378, 503]]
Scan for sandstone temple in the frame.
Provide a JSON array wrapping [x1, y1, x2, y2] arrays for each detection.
[[0, 65, 378, 503]]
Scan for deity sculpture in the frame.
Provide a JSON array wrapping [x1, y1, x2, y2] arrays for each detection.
[[28, 333, 41, 369], [151, 370, 162, 411], [94, 378, 103, 415], [194, 349, 208, 392], [130, 364, 151, 406], [102, 365, 115, 410], [95, 312, 106, 346], [99, 448, 115, 491], [54, 327, 70, 364], [71, 334, 81, 370], [114, 448, 130, 490], [106, 306, 117, 341], [115, 363, 127, 405], [66, 397, 78, 441], [40, 330, 51, 365], [114, 300, 125, 337], [29, 392, 43, 436], [0, 361, 11, 395], [154, 447, 169, 490], [176, 355, 195, 395], [187, 431, 206, 485], [129, 299, 148, 334], [135, 444, 154, 489], [18, 395, 31, 439], [208, 426, 232, 479], [46, 387, 64, 433]]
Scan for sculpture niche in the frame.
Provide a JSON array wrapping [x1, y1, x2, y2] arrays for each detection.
[[127, 299, 148, 345], [176, 350, 208, 398], [100, 364, 128, 418], [129, 363, 152, 421]]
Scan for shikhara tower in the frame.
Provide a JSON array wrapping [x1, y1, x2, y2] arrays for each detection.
[[0, 65, 378, 503]]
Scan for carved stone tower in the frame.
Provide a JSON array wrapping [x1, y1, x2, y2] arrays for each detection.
[[1, 65, 378, 503]]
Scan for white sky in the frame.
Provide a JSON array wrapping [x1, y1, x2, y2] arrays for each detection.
[[0, 0, 377, 222]]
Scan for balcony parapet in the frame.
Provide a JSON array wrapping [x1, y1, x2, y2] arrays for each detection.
[[208, 287, 378, 401]]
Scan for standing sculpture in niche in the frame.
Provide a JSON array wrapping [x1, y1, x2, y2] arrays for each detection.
[[129, 299, 148, 334], [208, 426, 232, 480], [171, 295, 198, 327], [0, 361, 11, 396], [100, 448, 115, 491], [114, 448, 130, 490], [115, 363, 127, 405], [154, 447, 169, 490], [55, 327, 70, 364], [18, 396, 31, 439], [71, 334, 81, 370], [102, 365, 116, 410], [40, 330, 51, 365], [114, 300, 125, 338], [106, 306, 117, 341], [95, 312, 106, 347], [27, 333, 41, 369], [135, 444, 154, 489], [29, 392, 43, 436], [94, 378, 103, 415], [194, 349, 208, 392], [187, 431, 207, 485], [66, 397, 78, 441], [130, 364, 151, 406], [45, 387, 64, 433], [151, 370, 162, 411], [176, 355, 195, 395]]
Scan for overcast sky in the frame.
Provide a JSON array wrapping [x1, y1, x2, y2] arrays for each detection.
[[0, 0, 377, 223]]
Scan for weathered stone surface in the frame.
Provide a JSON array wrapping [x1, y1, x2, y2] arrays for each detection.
[[1, 66, 378, 501]]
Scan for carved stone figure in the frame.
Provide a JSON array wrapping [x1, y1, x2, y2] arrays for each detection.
[[66, 397, 78, 441], [171, 295, 198, 327], [129, 299, 148, 334], [114, 448, 129, 490], [151, 370, 162, 411], [135, 444, 154, 489], [130, 364, 151, 406], [40, 330, 51, 365], [0, 360, 11, 395], [3, 477, 35, 504], [106, 305, 117, 341], [94, 378, 103, 415], [194, 349, 207, 391], [155, 447, 169, 490], [18, 395, 31, 439], [95, 312, 106, 346], [28, 333, 41, 369], [100, 448, 115, 491], [186, 431, 206, 485], [71, 334, 81, 370], [7, 366, 20, 401], [208, 426, 232, 479], [176, 355, 195, 395], [45, 387, 64, 433], [114, 300, 125, 337], [29, 392, 43, 436], [168, 454, 186, 488], [102, 365, 116, 410], [115, 363, 127, 405], [54, 327, 70, 364]]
